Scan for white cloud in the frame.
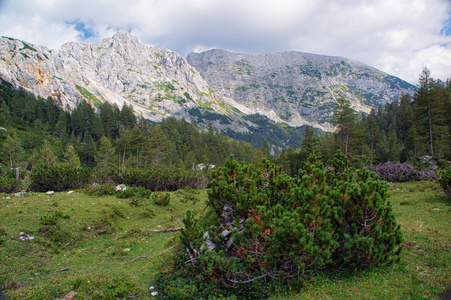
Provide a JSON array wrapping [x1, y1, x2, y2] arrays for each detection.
[[0, 0, 449, 83]]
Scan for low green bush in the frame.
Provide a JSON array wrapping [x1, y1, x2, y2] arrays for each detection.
[[71, 273, 142, 299], [0, 227, 7, 246], [30, 166, 91, 192], [84, 183, 116, 196], [152, 192, 171, 206], [38, 211, 73, 248], [115, 186, 152, 199], [0, 176, 22, 193], [108, 166, 209, 191], [156, 153, 403, 299], [439, 169, 451, 199], [178, 188, 200, 204]]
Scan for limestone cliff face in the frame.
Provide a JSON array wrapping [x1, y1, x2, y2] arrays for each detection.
[[0, 31, 224, 122], [0, 32, 416, 133], [187, 49, 416, 130]]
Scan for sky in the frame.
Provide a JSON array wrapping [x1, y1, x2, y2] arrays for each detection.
[[0, 0, 450, 84]]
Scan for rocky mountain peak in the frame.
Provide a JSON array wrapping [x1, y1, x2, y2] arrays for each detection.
[[0, 32, 417, 138], [187, 49, 416, 130], [0, 33, 229, 122]]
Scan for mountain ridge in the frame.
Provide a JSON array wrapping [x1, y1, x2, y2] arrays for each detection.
[[0, 31, 236, 122], [0, 31, 416, 138], [187, 49, 416, 130]]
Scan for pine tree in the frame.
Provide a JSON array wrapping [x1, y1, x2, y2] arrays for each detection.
[[387, 123, 400, 161], [0, 100, 9, 123], [260, 138, 271, 158], [397, 95, 414, 161], [96, 135, 117, 172], [60, 144, 81, 168], [414, 68, 435, 156], [128, 126, 146, 167], [37, 140, 58, 168], [301, 126, 319, 156], [120, 103, 137, 130], [148, 124, 172, 166], [79, 133, 97, 167], [100, 102, 120, 138], [54, 110, 69, 143], [333, 98, 357, 157], [116, 128, 131, 170], [366, 110, 378, 165], [4, 132, 24, 178], [157, 155, 403, 298]]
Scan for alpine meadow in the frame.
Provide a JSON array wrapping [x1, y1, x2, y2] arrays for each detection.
[[0, 31, 450, 300]]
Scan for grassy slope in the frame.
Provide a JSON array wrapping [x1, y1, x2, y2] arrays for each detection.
[[0, 190, 208, 299], [0, 182, 450, 299]]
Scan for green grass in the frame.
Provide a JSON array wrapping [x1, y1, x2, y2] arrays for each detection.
[[20, 42, 38, 52], [0, 189, 207, 299], [75, 85, 103, 106], [0, 181, 450, 299]]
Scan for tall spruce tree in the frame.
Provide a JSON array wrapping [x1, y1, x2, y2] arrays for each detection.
[[148, 124, 172, 166], [414, 68, 435, 156], [333, 98, 357, 157], [96, 136, 117, 172], [60, 144, 81, 168], [4, 132, 24, 178]]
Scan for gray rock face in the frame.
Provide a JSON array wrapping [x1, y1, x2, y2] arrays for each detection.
[[187, 49, 416, 130], [0, 31, 224, 122], [0, 32, 416, 133]]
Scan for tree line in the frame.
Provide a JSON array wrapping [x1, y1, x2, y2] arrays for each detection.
[[0, 67, 449, 183], [0, 79, 264, 180], [276, 68, 451, 176]]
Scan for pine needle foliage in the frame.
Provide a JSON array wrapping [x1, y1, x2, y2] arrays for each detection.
[[156, 153, 403, 299], [439, 169, 451, 199]]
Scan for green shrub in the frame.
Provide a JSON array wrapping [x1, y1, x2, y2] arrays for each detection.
[[152, 193, 171, 206], [0, 227, 7, 246], [71, 273, 142, 299], [115, 186, 152, 199], [108, 166, 209, 191], [178, 188, 199, 204], [156, 153, 403, 299], [0, 176, 22, 193], [30, 166, 91, 192], [439, 169, 451, 199], [91, 216, 115, 235], [38, 211, 73, 248], [84, 183, 116, 196]]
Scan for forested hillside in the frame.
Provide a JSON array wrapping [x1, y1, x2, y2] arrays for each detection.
[[276, 68, 451, 176], [0, 79, 263, 182], [0, 68, 449, 186]]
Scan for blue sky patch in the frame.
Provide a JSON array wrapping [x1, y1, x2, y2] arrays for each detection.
[[66, 20, 95, 39], [440, 17, 451, 36]]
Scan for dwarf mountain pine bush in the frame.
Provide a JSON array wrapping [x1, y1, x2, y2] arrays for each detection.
[[439, 169, 451, 199], [156, 153, 403, 299], [30, 166, 91, 192]]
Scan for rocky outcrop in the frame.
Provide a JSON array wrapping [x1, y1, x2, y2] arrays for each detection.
[[0, 31, 228, 122], [187, 50, 416, 130], [0, 32, 416, 133]]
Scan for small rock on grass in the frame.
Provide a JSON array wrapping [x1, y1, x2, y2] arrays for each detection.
[[56, 291, 78, 300]]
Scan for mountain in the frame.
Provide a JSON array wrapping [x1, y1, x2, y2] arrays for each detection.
[[187, 49, 416, 131], [0, 31, 241, 125], [0, 31, 416, 149]]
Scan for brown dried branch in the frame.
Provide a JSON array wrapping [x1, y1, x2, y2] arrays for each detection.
[[158, 245, 178, 256], [228, 272, 274, 284], [150, 227, 184, 233], [104, 256, 149, 260]]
